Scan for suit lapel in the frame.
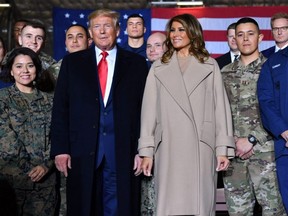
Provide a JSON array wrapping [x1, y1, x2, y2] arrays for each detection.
[[106, 47, 123, 106]]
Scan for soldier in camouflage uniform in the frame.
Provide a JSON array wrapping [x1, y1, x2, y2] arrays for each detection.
[[48, 24, 91, 82], [222, 17, 286, 216], [0, 47, 57, 216], [2, 19, 56, 71]]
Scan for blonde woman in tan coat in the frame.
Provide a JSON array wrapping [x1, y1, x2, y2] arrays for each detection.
[[136, 14, 235, 216]]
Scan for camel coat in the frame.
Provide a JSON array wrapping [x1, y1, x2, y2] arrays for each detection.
[[138, 53, 235, 216]]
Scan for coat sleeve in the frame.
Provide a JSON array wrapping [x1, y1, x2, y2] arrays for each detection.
[[50, 56, 70, 157], [257, 59, 288, 139], [138, 65, 157, 158], [213, 62, 235, 158]]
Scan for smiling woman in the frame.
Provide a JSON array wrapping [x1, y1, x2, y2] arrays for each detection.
[[0, 47, 57, 216], [138, 13, 235, 216]]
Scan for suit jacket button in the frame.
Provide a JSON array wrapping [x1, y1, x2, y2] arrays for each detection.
[[90, 152, 95, 156]]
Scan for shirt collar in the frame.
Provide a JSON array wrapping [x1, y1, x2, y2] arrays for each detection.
[[95, 45, 117, 61]]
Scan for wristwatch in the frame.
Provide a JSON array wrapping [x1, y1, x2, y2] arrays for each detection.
[[248, 134, 258, 146]]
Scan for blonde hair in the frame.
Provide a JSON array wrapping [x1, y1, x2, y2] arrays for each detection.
[[88, 9, 120, 30], [271, 12, 288, 28]]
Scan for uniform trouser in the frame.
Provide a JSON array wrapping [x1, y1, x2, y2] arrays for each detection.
[[141, 176, 156, 216], [275, 155, 288, 213], [59, 173, 67, 216], [15, 185, 57, 216], [223, 152, 286, 216]]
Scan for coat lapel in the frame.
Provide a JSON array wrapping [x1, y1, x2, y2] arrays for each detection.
[[183, 56, 213, 96], [106, 47, 125, 106], [155, 53, 193, 121], [154, 53, 214, 121]]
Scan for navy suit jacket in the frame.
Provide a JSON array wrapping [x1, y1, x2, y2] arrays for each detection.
[[215, 52, 231, 69], [51, 45, 148, 216], [261, 46, 276, 58], [258, 47, 288, 158]]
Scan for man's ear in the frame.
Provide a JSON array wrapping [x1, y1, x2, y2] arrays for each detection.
[[18, 35, 22, 46], [258, 33, 264, 44]]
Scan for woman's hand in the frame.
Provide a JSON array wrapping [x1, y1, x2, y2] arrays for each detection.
[[133, 154, 143, 176], [216, 156, 230, 171], [141, 157, 153, 176], [28, 165, 49, 182]]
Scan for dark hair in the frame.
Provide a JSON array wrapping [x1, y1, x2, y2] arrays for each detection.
[[22, 20, 47, 41], [0, 47, 55, 92], [0, 36, 6, 57], [235, 17, 260, 32], [127, 13, 145, 26], [66, 24, 90, 38], [226, 22, 236, 35], [162, 13, 209, 64]]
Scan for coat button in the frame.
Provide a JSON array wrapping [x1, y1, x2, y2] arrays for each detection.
[[90, 152, 95, 156]]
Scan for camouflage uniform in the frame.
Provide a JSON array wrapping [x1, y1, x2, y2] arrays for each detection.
[[48, 59, 62, 81], [141, 176, 156, 216], [0, 85, 57, 216], [222, 54, 286, 216], [39, 51, 57, 70]]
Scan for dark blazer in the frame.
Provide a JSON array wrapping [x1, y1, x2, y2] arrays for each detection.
[[51, 46, 148, 216], [261, 46, 276, 58], [215, 52, 231, 69]]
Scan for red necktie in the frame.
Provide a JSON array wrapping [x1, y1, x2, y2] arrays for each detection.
[[98, 51, 108, 98]]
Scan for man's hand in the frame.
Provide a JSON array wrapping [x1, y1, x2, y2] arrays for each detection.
[[281, 130, 288, 147], [235, 137, 253, 157], [240, 148, 254, 160], [55, 154, 71, 177], [133, 154, 143, 176]]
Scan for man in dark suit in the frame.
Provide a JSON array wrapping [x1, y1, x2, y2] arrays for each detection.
[[216, 22, 240, 69], [51, 9, 148, 216], [261, 12, 288, 58]]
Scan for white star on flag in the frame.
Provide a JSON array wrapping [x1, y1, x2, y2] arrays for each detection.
[[123, 14, 128, 20]]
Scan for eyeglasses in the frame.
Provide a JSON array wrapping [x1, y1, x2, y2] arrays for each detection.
[[272, 26, 288, 33]]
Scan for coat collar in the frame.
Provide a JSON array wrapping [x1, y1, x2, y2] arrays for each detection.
[[154, 52, 213, 121]]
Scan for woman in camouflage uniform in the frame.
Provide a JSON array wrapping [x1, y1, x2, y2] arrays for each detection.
[[0, 47, 57, 216]]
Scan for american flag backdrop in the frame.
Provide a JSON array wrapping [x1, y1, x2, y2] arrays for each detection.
[[151, 6, 288, 58], [53, 7, 151, 61], [53, 6, 288, 60]]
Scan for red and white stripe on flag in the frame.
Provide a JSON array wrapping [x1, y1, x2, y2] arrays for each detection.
[[151, 6, 288, 58]]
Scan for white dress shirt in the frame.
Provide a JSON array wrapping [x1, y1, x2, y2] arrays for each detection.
[[95, 46, 117, 106]]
